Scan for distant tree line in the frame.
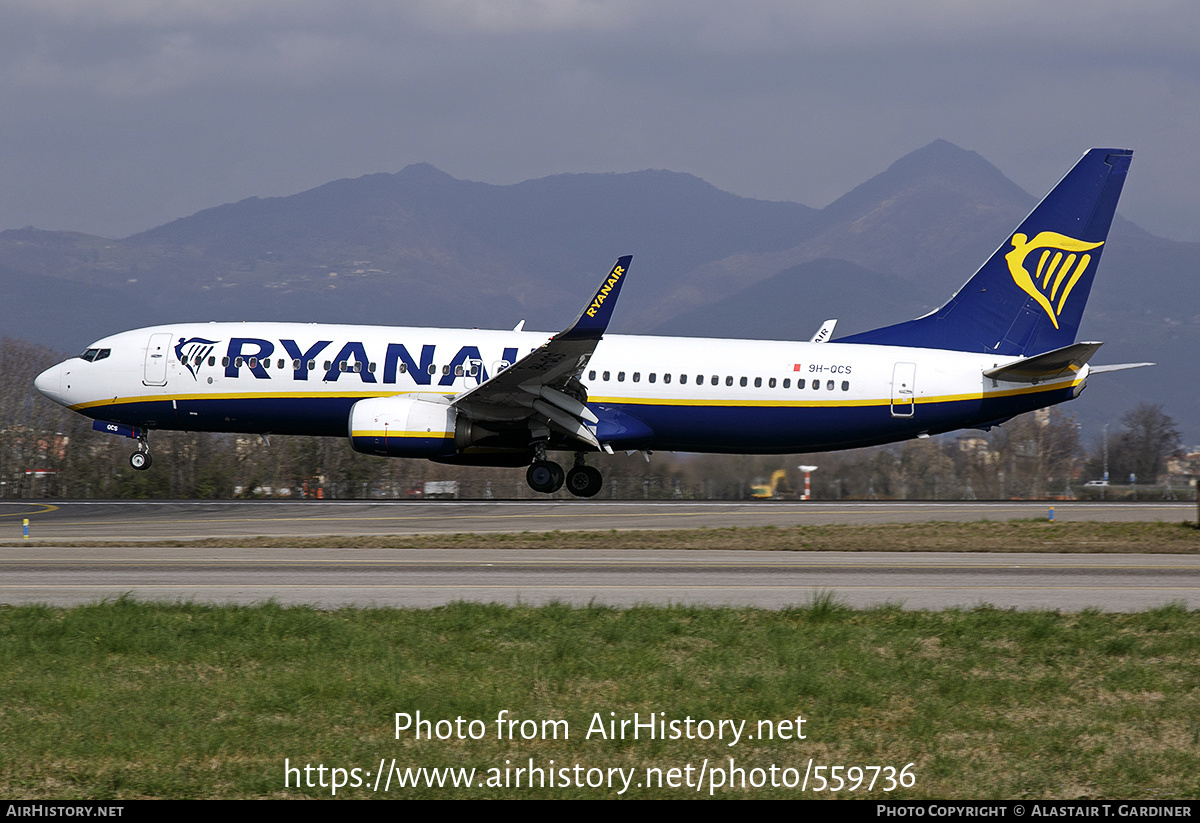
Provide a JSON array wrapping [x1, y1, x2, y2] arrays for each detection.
[[0, 337, 1189, 501]]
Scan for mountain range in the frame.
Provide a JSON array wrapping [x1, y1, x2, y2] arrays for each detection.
[[2, 140, 1196, 444]]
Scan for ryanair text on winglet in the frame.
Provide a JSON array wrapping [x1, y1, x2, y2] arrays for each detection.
[[585, 265, 626, 318]]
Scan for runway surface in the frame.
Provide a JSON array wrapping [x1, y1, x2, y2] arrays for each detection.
[[1, 499, 1192, 541], [1, 500, 1196, 611], [3, 547, 1198, 611]]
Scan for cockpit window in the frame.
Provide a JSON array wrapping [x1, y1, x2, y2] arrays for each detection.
[[79, 348, 111, 362]]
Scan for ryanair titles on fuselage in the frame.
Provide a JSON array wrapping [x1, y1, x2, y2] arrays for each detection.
[[179, 335, 521, 387]]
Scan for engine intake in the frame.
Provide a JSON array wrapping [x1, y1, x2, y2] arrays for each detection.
[[349, 396, 463, 458]]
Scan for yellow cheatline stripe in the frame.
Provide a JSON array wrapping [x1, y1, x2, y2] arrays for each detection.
[[0, 503, 58, 518], [589, 395, 884, 408], [590, 378, 1081, 409], [69, 388, 436, 410], [352, 430, 452, 439]]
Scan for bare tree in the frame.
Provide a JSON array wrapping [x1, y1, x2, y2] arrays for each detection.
[[1109, 403, 1182, 484]]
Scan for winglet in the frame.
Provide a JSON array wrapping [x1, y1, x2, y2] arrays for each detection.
[[810, 319, 837, 343], [556, 256, 633, 341]]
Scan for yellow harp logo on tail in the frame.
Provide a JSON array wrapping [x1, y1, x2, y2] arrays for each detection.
[[1004, 232, 1103, 329]]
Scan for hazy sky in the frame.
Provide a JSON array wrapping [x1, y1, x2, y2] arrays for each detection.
[[2, 0, 1197, 241]]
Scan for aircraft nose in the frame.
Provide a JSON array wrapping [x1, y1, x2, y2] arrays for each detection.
[[34, 363, 64, 404]]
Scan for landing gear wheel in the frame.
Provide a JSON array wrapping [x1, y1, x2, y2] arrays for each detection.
[[565, 466, 603, 498], [130, 451, 152, 471], [527, 460, 565, 494]]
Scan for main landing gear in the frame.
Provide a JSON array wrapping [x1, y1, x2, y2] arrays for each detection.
[[526, 450, 603, 498], [526, 460, 564, 494], [130, 434, 153, 471]]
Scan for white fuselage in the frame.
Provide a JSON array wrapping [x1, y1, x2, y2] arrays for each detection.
[[35, 322, 1086, 455]]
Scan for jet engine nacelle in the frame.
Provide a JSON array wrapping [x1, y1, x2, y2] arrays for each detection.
[[349, 395, 480, 458]]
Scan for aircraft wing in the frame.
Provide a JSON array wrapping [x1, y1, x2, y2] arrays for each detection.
[[450, 256, 632, 448]]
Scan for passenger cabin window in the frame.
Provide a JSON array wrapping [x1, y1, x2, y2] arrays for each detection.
[[293, 359, 302, 370], [783, 379, 790, 388], [664, 373, 671, 384], [648, 373, 656, 383], [827, 380, 835, 390], [754, 377, 762, 388], [842, 380, 850, 391], [710, 375, 718, 386], [208, 356, 216, 367], [769, 378, 776, 388], [589, 370, 597, 381], [680, 374, 687, 384], [602, 371, 610, 381], [632, 372, 640, 383], [725, 376, 733, 386], [740, 377, 747, 387], [617, 371, 625, 382]]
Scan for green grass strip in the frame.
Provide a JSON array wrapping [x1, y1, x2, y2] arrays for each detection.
[[3, 599, 1199, 799]]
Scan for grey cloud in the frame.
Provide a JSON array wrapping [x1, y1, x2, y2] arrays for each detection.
[[0, 1, 1196, 241]]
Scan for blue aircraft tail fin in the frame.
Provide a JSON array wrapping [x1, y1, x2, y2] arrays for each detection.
[[838, 148, 1132, 356]]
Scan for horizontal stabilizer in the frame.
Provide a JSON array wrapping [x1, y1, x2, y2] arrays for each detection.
[[1089, 362, 1156, 374], [983, 341, 1103, 384]]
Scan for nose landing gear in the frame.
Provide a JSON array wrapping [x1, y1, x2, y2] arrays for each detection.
[[130, 435, 153, 471]]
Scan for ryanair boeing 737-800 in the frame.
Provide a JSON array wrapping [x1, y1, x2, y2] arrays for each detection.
[[35, 149, 1147, 497]]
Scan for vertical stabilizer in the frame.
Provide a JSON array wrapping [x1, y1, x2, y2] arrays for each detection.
[[839, 149, 1132, 356]]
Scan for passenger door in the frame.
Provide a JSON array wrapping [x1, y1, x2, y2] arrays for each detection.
[[890, 362, 916, 417], [143, 333, 172, 386]]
